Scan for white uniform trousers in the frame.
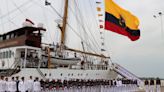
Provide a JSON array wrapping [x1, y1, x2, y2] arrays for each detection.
[[149, 85, 154, 92], [156, 85, 161, 92]]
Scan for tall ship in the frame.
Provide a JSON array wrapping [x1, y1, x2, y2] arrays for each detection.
[[0, 0, 143, 87]]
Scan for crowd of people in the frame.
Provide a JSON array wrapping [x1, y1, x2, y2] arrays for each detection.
[[0, 75, 141, 92]]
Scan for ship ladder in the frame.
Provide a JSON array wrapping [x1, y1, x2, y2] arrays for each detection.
[[112, 63, 144, 87]]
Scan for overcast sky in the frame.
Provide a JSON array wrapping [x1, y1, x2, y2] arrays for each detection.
[[109, 0, 164, 78], [0, 0, 164, 78]]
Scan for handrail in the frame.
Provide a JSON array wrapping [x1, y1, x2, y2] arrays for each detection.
[[112, 63, 144, 86]]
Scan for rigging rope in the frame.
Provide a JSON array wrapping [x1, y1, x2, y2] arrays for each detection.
[[0, 0, 32, 19], [67, 7, 98, 53], [73, 1, 101, 52], [0, 0, 33, 28], [11, 0, 28, 18]]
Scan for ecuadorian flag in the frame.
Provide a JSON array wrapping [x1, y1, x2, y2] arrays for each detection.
[[105, 0, 140, 41]]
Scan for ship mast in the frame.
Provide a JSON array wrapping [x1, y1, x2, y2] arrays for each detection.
[[60, 0, 68, 47], [45, 0, 110, 59]]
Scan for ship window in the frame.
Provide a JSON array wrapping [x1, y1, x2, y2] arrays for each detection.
[[60, 73, 63, 76], [3, 52, 5, 58], [9, 50, 12, 58], [10, 33, 14, 39], [68, 74, 70, 76], [0, 53, 2, 59], [0, 37, 2, 41], [6, 51, 9, 58], [6, 35, 10, 40]]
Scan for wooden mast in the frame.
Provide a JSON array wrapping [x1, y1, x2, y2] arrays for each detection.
[[61, 0, 68, 46], [58, 0, 110, 59]]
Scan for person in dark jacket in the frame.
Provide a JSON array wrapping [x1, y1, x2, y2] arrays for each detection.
[[144, 79, 149, 92], [15, 76, 19, 92], [156, 78, 161, 92], [150, 79, 155, 92]]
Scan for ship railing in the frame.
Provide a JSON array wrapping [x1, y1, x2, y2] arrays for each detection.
[[69, 64, 108, 70]]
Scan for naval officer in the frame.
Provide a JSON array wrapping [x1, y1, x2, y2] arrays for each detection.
[[145, 79, 149, 92], [18, 77, 27, 92], [33, 77, 41, 92], [150, 79, 155, 92], [27, 76, 34, 92], [156, 78, 161, 92], [0, 76, 6, 92], [8, 77, 17, 92]]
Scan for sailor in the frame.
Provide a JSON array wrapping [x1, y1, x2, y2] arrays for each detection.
[[8, 77, 17, 92], [44, 79, 49, 91], [156, 78, 161, 92], [116, 79, 121, 92], [5, 77, 9, 92], [40, 79, 46, 92], [150, 79, 155, 92], [20, 51, 26, 68], [0, 76, 6, 92], [27, 76, 34, 92], [18, 77, 27, 92], [33, 77, 41, 92], [134, 79, 138, 91], [15, 76, 20, 92], [63, 79, 68, 92]]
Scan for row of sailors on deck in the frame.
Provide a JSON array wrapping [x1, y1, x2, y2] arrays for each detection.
[[0, 75, 139, 92]]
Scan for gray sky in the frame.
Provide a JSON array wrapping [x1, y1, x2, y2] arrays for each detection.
[[0, 0, 164, 78], [109, 0, 164, 78]]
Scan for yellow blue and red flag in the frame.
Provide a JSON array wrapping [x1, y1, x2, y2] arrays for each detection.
[[105, 0, 140, 41]]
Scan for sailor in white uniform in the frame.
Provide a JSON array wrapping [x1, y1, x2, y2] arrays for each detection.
[[0, 76, 6, 92], [27, 76, 34, 92], [18, 77, 27, 92], [5, 77, 10, 92], [8, 77, 17, 92], [33, 77, 41, 92]]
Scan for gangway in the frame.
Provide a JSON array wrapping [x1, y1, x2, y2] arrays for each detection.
[[112, 63, 144, 86]]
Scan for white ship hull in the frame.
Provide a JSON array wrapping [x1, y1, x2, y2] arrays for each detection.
[[12, 68, 117, 80]]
